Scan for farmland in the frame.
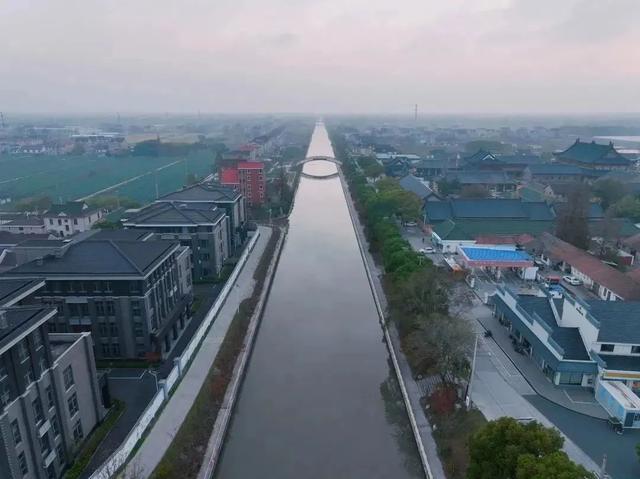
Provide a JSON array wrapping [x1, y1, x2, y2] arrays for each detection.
[[0, 151, 215, 206]]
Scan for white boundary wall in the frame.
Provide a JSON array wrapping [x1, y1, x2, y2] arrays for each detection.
[[89, 231, 261, 479]]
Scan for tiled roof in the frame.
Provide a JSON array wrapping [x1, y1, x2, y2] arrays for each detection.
[[585, 300, 640, 343], [446, 171, 514, 185], [0, 278, 43, 307], [527, 164, 585, 175], [237, 161, 264, 170], [496, 154, 541, 165], [536, 233, 640, 300], [0, 232, 50, 246], [4, 240, 178, 276], [158, 183, 241, 203], [426, 199, 555, 222], [0, 307, 54, 345], [45, 201, 95, 217], [463, 149, 498, 164], [123, 203, 225, 227], [398, 175, 434, 199], [596, 354, 640, 372], [556, 140, 630, 166], [220, 167, 239, 184]]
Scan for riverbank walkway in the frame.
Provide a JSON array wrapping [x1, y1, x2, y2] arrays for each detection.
[[124, 226, 272, 478]]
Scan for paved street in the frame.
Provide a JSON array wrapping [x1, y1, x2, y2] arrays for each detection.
[[125, 227, 272, 478]]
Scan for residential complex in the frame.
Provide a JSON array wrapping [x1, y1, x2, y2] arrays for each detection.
[[0, 278, 106, 479], [43, 202, 104, 237], [3, 239, 193, 360], [220, 161, 266, 206]]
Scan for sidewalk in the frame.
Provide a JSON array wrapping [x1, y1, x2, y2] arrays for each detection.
[[125, 226, 272, 478]]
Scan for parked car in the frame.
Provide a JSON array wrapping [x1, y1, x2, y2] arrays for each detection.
[[404, 221, 418, 227], [419, 247, 435, 254], [562, 275, 582, 286]]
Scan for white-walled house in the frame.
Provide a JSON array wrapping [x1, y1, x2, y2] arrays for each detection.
[[44, 202, 104, 237]]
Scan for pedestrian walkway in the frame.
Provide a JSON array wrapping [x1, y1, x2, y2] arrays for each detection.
[[125, 226, 272, 478]]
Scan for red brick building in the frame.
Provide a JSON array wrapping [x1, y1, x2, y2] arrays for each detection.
[[220, 161, 265, 205]]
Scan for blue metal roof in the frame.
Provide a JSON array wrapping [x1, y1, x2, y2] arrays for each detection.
[[461, 247, 531, 262]]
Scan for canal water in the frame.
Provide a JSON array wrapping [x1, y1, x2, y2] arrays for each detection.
[[215, 123, 422, 479]]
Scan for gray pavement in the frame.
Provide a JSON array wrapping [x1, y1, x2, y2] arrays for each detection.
[[125, 226, 272, 478]]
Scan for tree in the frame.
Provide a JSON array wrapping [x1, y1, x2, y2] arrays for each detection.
[[404, 313, 474, 381], [516, 451, 596, 479], [437, 178, 461, 196], [612, 195, 640, 222], [460, 185, 490, 199], [468, 417, 566, 479], [555, 184, 590, 250], [592, 178, 627, 210], [14, 195, 52, 213]]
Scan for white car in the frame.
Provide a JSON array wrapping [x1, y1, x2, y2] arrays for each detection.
[[562, 275, 582, 286], [419, 247, 435, 254], [404, 221, 418, 227]]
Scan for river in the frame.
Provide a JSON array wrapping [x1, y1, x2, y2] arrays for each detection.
[[215, 122, 422, 479]]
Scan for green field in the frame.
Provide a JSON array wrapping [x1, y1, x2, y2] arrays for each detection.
[[0, 152, 215, 206]]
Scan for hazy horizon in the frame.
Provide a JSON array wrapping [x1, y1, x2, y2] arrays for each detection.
[[2, 0, 639, 115]]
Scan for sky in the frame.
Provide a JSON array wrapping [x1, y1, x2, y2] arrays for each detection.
[[1, 0, 639, 115]]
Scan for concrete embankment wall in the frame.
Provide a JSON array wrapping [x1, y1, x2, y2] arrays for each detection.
[[197, 227, 288, 479]]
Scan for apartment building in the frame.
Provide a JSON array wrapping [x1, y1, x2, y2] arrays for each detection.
[[0, 278, 106, 479], [123, 202, 229, 280], [220, 161, 266, 206], [156, 183, 246, 251], [3, 239, 193, 360]]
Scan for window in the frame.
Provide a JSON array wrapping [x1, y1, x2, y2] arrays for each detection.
[[109, 322, 118, 336], [98, 322, 107, 336], [73, 218, 78, 225], [130, 282, 141, 294], [39, 357, 47, 376], [49, 218, 54, 225], [0, 365, 7, 381], [67, 282, 74, 293], [95, 301, 105, 316], [56, 443, 65, 464], [111, 343, 121, 357], [40, 431, 51, 455], [11, 419, 21, 445], [101, 343, 111, 356], [600, 344, 615, 352], [24, 369, 34, 386], [46, 385, 55, 409], [65, 225, 69, 232], [51, 414, 60, 437], [67, 393, 79, 417], [78, 281, 86, 292], [132, 301, 141, 317], [93, 282, 101, 293], [134, 322, 144, 338], [80, 303, 89, 317], [63, 365, 74, 390], [32, 398, 44, 425], [0, 383, 10, 407], [106, 301, 115, 316], [17, 340, 29, 362], [72, 420, 84, 442], [33, 330, 43, 350], [18, 451, 28, 475], [57, 219, 62, 226], [632, 346, 640, 354], [104, 281, 113, 293]]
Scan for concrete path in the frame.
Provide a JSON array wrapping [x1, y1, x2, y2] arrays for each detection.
[[125, 226, 272, 478]]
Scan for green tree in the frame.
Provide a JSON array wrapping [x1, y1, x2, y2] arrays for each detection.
[[516, 451, 596, 479], [555, 184, 590, 250], [468, 418, 565, 479], [612, 195, 640, 222], [592, 178, 627, 209], [437, 178, 461, 196]]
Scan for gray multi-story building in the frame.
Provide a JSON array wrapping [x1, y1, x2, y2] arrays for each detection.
[[156, 183, 246, 251], [122, 201, 230, 281], [0, 278, 106, 479], [3, 239, 193, 360]]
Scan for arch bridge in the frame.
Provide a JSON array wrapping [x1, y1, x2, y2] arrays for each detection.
[[296, 156, 342, 167]]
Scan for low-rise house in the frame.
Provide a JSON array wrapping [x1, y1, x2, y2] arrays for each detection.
[[523, 164, 601, 183], [156, 183, 246, 251], [0, 277, 106, 478], [414, 159, 448, 179], [3, 239, 193, 360], [398, 175, 440, 202], [0, 215, 47, 235], [528, 232, 640, 301], [438, 171, 517, 195], [493, 286, 640, 426], [555, 139, 631, 170], [123, 202, 229, 280], [44, 202, 104, 237]]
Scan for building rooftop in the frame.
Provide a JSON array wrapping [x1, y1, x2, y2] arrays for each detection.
[[158, 183, 241, 203], [426, 199, 555, 222], [460, 247, 531, 263], [45, 201, 96, 217], [534, 233, 640, 300], [445, 171, 515, 185], [123, 202, 226, 227], [4, 240, 179, 277], [0, 215, 44, 226], [220, 167, 239, 185], [0, 232, 51, 246], [556, 139, 630, 167], [0, 307, 54, 353], [585, 300, 640, 343], [398, 174, 435, 200], [0, 278, 44, 307], [237, 161, 264, 170], [88, 229, 154, 241]]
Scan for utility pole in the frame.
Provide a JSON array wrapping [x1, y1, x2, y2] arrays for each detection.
[[154, 169, 159, 199], [465, 334, 479, 410], [0, 112, 5, 128]]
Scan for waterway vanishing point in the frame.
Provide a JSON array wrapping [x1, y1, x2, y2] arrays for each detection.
[[215, 123, 422, 479]]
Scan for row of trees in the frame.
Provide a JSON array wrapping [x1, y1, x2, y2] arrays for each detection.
[[337, 135, 474, 385]]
